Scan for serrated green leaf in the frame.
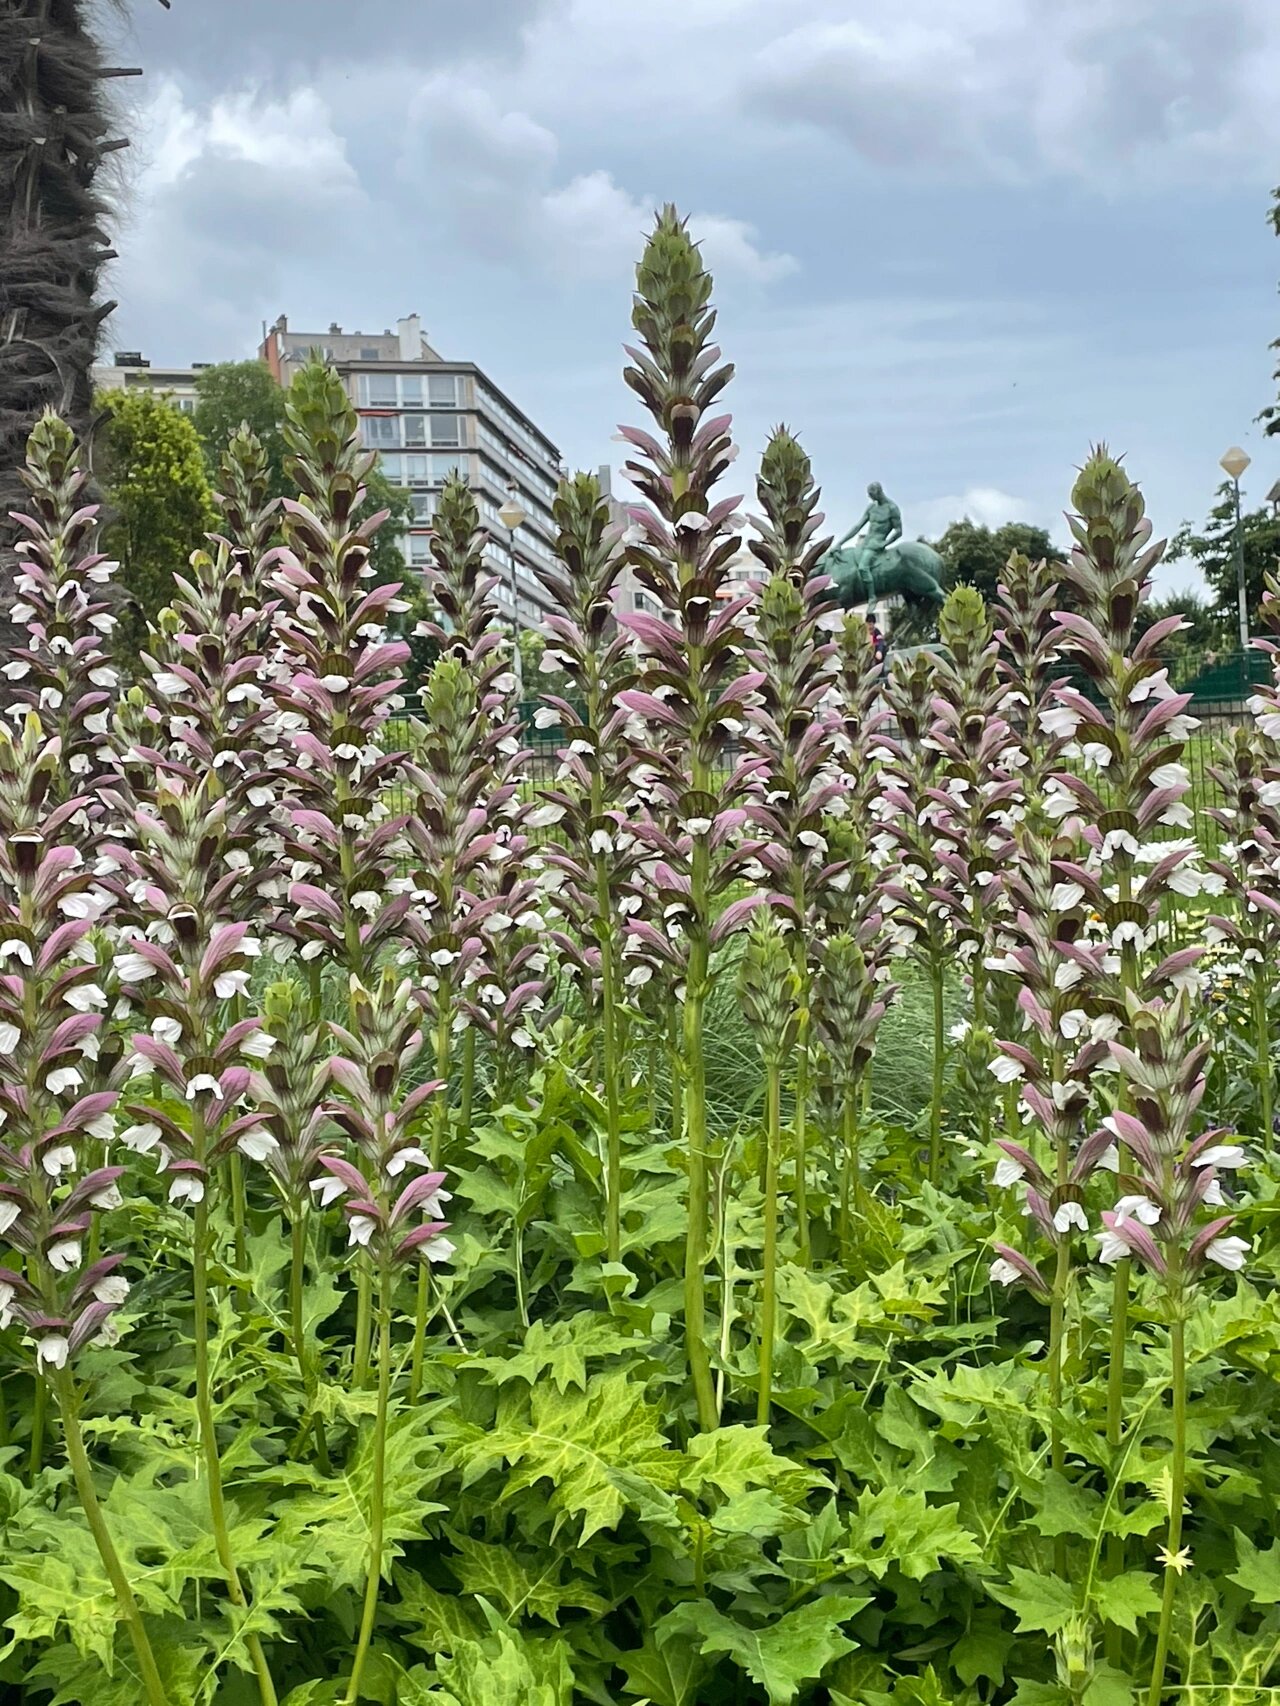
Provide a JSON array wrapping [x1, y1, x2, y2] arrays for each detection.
[[1029, 1471, 1102, 1541], [845, 1486, 982, 1581], [620, 1629, 707, 1706], [681, 1423, 829, 1509], [952, 1624, 1014, 1686], [1092, 1569, 1159, 1635], [660, 1593, 869, 1706], [445, 1535, 608, 1624], [1230, 1531, 1280, 1603], [452, 1371, 677, 1543], [989, 1566, 1077, 1634]]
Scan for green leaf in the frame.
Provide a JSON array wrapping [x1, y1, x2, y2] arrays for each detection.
[[620, 1630, 707, 1706], [681, 1424, 829, 1509], [989, 1566, 1078, 1634], [1029, 1471, 1102, 1541], [451, 1371, 677, 1543], [845, 1486, 983, 1581], [1093, 1570, 1159, 1635], [269, 1409, 447, 1590], [445, 1535, 608, 1624], [1230, 1531, 1280, 1603], [952, 1624, 1015, 1686], [660, 1594, 869, 1706]]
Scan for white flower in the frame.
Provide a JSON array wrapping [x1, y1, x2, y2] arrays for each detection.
[[993, 1155, 1024, 1187], [1096, 1228, 1129, 1265], [347, 1214, 377, 1247], [237, 1127, 281, 1162], [186, 1073, 223, 1100], [534, 707, 562, 730], [214, 970, 250, 1000], [1059, 1009, 1089, 1040], [1039, 705, 1082, 740], [989, 1257, 1021, 1285], [64, 983, 106, 1013], [310, 1175, 346, 1207], [1114, 1195, 1161, 1226], [1193, 1144, 1246, 1170], [85, 1113, 114, 1142], [1204, 1235, 1249, 1272], [47, 1236, 82, 1272], [120, 1122, 161, 1154], [526, 803, 565, 829], [589, 829, 613, 856], [351, 891, 380, 916], [386, 1145, 431, 1177], [320, 674, 351, 691], [1052, 961, 1083, 992], [425, 1235, 456, 1264], [168, 1174, 205, 1206], [0, 1200, 20, 1236], [93, 1275, 130, 1305], [113, 951, 155, 982], [0, 939, 33, 965], [36, 1334, 69, 1369], [430, 948, 457, 968], [46, 1067, 82, 1096], [1149, 762, 1189, 790], [0, 1022, 18, 1054], [948, 1019, 971, 1043], [1049, 882, 1084, 912], [150, 1016, 183, 1046], [1053, 1200, 1089, 1234], [91, 1181, 123, 1210], [241, 1030, 276, 1061], [685, 817, 711, 835], [989, 1053, 1023, 1084]]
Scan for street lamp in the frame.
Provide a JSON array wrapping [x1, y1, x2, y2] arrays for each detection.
[[1220, 445, 1251, 655], [497, 482, 526, 691]]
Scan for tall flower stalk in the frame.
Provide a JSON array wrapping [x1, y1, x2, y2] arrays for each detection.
[[532, 471, 639, 1261], [314, 970, 452, 1706], [742, 428, 838, 1263], [738, 914, 793, 1422], [617, 207, 765, 1430]]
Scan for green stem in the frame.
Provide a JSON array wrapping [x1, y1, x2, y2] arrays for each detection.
[[230, 1154, 249, 1287], [756, 1060, 781, 1425], [54, 1372, 168, 1706], [683, 926, 718, 1433], [1253, 966, 1273, 1156], [289, 1213, 330, 1472], [345, 1257, 392, 1706], [839, 1089, 860, 1261], [353, 1263, 372, 1389], [1146, 1309, 1187, 1706], [513, 1224, 529, 1328], [929, 960, 945, 1185], [459, 1027, 476, 1138], [28, 1373, 45, 1480], [792, 1007, 811, 1268], [599, 910, 625, 1266], [1048, 1235, 1071, 1578], [411, 1005, 453, 1403], [193, 1194, 278, 1706]]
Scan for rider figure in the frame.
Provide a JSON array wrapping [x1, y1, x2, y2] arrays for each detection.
[[835, 482, 902, 588]]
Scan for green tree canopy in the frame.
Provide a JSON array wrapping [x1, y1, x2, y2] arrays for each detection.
[[191, 358, 412, 589], [96, 389, 218, 671], [930, 519, 1062, 603], [1167, 482, 1280, 640], [193, 360, 289, 493]]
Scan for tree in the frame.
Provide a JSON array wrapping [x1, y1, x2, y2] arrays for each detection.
[[1132, 590, 1220, 683], [931, 519, 1062, 603], [193, 360, 289, 493], [193, 357, 412, 588], [96, 388, 217, 669], [0, 1, 172, 574], [1167, 483, 1280, 641]]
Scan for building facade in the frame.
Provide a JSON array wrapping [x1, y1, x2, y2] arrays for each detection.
[[260, 313, 564, 631], [92, 351, 205, 413]]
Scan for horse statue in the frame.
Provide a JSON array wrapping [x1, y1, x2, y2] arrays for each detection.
[[815, 481, 946, 622]]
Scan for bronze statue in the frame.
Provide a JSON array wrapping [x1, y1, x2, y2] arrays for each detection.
[[817, 482, 946, 619]]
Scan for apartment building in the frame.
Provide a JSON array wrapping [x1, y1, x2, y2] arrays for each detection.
[[92, 351, 206, 413], [260, 313, 564, 631]]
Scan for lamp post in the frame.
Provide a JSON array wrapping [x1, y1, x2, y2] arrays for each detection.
[[1220, 445, 1251, 656], [497, 482, 526, 693]]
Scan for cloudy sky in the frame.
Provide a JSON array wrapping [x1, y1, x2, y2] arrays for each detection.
[[102, 0, 1280, 592]]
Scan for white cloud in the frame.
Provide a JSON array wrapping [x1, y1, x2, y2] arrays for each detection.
[[406, 76, 797, 285], [110, 78, 368, 356], [913, 487, 1045, 537]]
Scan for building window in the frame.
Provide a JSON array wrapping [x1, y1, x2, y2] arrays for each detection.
[[401, 375, 423, 406], [410, 492, 435, 521], [408, 534, 432, 565], [403, 415, 426, 446], [360, 416, 400, 448], [405, 455, 429, 484], [427, 375, 458, 408], [359, 347, 379, 360], [429, 414, 462, 448], [358, 373, 399, 407]]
